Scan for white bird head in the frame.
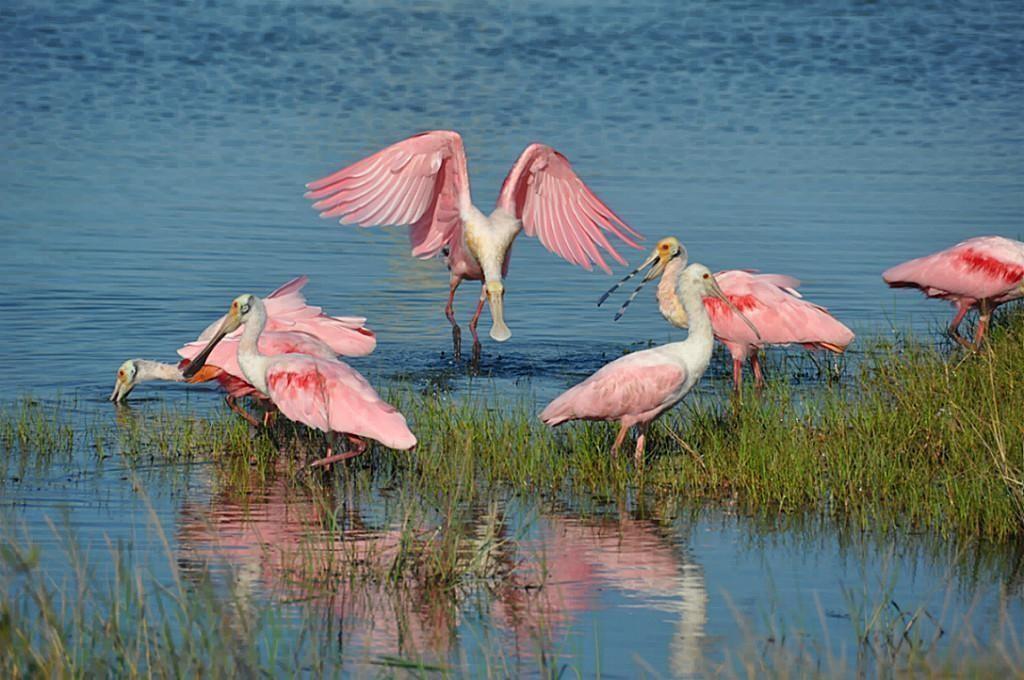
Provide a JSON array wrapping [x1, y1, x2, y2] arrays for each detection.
[[182, 294, 259, 379], [683, 263, 762, 341], [110, 359, 139, 402]]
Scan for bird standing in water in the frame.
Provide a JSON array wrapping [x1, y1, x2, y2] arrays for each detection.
[[882, 236, 1024, 350], [305, 130, 643, 359], [184, 294, 416, 468], [603, 237, 854, 390], [541, 262, 760, 462]]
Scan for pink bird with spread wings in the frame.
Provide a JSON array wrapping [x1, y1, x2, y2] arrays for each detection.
[[304, 130, 643, 358], [883, 235, 1024, 350], [183, 294, 416, 468], [111, 276, 376, 427]]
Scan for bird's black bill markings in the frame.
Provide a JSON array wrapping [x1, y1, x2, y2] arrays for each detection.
[[597, 261, 653, 307], [614, 279, 652, 321], [599, 254, 660, 321], [182, 324, 231, 379]]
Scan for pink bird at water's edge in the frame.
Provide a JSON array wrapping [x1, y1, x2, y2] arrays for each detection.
[[541, 263, 760, 462], [183, 294, 416, 468], [304, 130, 643, 359], [600, 237, 855, 391], [882, 236, 1024, 350], [197, 275, 376, 358], [111, 276, 374, 427]]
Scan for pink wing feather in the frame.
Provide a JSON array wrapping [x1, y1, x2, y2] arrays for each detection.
[[705, 271, 854, 351], [265, 356, 417, 451], [540, 360, 685, 426], [497, 144, 643, 273], [198, 278, 377, 357], [304, 130, 469, 260], [882, 236, 1024, 302]]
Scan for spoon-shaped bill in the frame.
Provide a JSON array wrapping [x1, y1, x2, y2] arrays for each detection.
[[597, 252, 659, 307]]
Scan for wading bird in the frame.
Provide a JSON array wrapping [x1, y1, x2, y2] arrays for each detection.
[[882, 236, 1024, 350], [110, 276, 375, 426], [111, 332, 338, 427], [602, 238, 854, 390], [304, 130, 643, 358], [541, 263, 759, 462], [183, 294, 416, 467]]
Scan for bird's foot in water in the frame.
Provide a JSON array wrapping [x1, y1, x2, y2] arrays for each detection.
[[307, 435, 368, 469], [452, 325, 462, 361]]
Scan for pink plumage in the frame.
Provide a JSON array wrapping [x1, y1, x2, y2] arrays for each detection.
[[705, 270, 855, 362], [541, 361, 687, 429], [265, 356, 417, 451], [883, 236, 1024, 349], [176, 330, 337, 399], [198, 275, 377, 358], [304, 130, 642, 355]]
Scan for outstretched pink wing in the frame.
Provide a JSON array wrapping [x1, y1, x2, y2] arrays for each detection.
[[265, 356, 417, 451], [305, 130, 469, 260], [882, 236, 1024, 302], [705, 271, 854, 351], [497, 144, 643, 273]]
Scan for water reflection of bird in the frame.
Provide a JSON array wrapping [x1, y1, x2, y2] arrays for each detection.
[[304, 130, 643, 359], [542, 262, 760, 461], [110, 277, 374, 426], [494, 513, 707, 677], [883, 236, 1024, 350], [605, 238, 855, 390], [183, 294, 415, 467]]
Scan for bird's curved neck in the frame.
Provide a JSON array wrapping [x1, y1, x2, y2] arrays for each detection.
[[136, 360, 184, 383], [238, 300, 271, 395], [657, 258, 690, 328]]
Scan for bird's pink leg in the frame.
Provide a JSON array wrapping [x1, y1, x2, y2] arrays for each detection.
[[309, 434, 368, 469], [973, 300, 992, 351], [225, 395, 261, 428], [948, 302, 974, 350], [611, 423, 629, 458], [468, 286, 486, 356], [732, 358, 743, 393], [446, 276, 464, 360], [751, 351, 766, 390], [633, 423, 649, 463]]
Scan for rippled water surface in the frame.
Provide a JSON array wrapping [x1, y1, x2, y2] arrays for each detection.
[[2, 0, 1023, 675]]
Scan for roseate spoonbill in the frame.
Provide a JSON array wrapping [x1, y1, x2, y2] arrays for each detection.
[[111, 276, 374, 425], [183, 294, 416, 467], [602, 237, 855, 390], [541, 263, 759, 462], [882, 236, 1024, 350], [110, 330, 337, 427], [304, 130, 643, 358]]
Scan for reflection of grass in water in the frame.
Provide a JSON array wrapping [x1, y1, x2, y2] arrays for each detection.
[[1, 513, 1022, 677]]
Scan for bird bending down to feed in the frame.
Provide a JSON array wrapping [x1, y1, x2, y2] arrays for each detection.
[[541, 263, 760, 462], [882, 236, 1024, 350], [601, 237, 854, 390], [183, 294, 416, 468], [304, 130, 644, 358], [110, 276, 375, 427]]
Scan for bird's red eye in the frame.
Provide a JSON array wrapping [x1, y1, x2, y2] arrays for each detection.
[[117, 370, 124, 378], [703, 273, 710, 279]]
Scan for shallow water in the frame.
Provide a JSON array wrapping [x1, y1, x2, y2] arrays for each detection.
[[2, 0, 1024, 674]]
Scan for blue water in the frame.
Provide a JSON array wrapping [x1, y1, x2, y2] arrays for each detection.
[[2, 0, 1023, 675]]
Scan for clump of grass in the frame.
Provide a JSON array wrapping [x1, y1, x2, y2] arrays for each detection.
[[0, 398, 74, 456]]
